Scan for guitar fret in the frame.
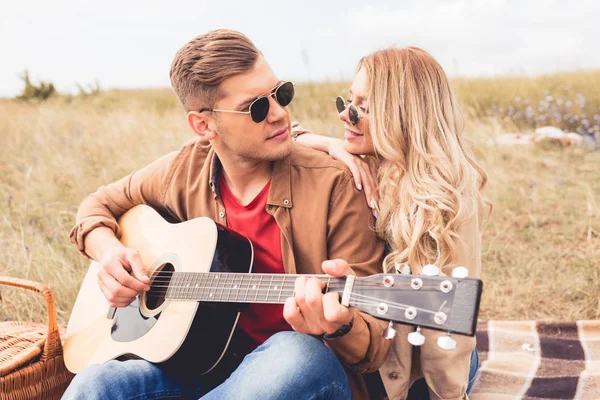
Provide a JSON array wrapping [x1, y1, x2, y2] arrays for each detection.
[[255, 275, 263, 302], [188, 272, 195, 300], [211, 274, 218, 301], [227, 273, 235, 302], [225, 274, 232, 302], [171, 272, 178, 299], [237, 273, 244, 302], [217, 273, 226, 301], [204, 273, 212, 301], [188, 272, 196, 300], [234, 273, 240, 302], [215, 273, 223, 301], [203, 273, 211, 301], [269, 275, 280, 303], [206, 273, 215, 301], [178, 272, 184, 300], [277, 275, 285, 303], [190, 273, 197, 299], [184, 272, 192, 300], [251, 275, 259, 302], [175, 272, 182, 299], [199, 274, 206, 299], [244, 274, 251, 302], [180, 272, 186, 300], [265, 275, 274, 303], [217, 273, 225, 301], [196, 273, 204, 301], [220, 274, 228, 301], [277, 275, 286, 303], [173, 272, 183, 299]]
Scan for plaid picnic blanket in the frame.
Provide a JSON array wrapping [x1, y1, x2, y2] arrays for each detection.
[[470, 320, 600, 400]]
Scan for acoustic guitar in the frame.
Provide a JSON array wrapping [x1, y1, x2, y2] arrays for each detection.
[[63, 205, 482, 374]]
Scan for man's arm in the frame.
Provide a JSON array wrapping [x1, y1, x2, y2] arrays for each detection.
[[69, 143, 200, 306], [70, 147, 189, 258]]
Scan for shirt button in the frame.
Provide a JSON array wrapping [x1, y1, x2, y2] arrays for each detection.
[[389, 372, 399, 380], [219, 211, 225, 218], [283, 199, 290, 205]]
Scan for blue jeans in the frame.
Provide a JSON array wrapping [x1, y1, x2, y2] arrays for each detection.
[[61, 331, 351, 400], [406, 348, 479, 399]]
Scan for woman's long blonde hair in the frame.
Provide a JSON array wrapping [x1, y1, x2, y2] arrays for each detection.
[[360, 47, 490, 274]]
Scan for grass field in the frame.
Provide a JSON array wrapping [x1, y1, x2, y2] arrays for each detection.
[[1, 71, 599, 327]]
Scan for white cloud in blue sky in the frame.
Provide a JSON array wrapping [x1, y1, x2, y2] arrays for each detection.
[[1, 0, 598, 96]]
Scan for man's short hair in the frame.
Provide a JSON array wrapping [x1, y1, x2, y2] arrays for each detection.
[[170, 29, 261, 112]]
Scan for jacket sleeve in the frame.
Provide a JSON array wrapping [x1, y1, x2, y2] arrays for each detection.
[[323, 172, 392, 373], [420, 199, 485, 400], [69, 146, 193, 257]]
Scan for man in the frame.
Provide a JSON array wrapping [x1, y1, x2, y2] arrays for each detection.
[[63, 29, 391, 400]]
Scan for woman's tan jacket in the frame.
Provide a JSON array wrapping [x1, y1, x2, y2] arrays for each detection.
[[378, 201, 485, 400]]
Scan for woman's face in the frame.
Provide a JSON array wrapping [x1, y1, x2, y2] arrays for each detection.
[[339, 67, 375, 156]]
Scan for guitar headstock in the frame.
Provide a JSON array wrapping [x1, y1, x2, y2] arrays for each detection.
[[351, 268, 482, 337]]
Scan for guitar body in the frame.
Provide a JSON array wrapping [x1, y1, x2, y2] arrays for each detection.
[[63, 205, 254, 375]]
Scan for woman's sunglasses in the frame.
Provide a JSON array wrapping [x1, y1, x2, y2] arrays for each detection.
[[335, 96, 362, 126], [199, 81, 294, 123]]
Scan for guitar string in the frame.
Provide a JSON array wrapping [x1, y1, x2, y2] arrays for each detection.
[[144, 294, 446, 318], [148, 270, 455, 280], [148, 272, 449, 285], [144, 287, 448, 314], [144, 283, 441, 291]]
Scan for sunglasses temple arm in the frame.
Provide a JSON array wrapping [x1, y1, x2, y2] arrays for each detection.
[[209, 109, 251, 115]]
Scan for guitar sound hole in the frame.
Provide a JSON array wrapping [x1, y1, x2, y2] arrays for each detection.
[[145, 263, 174, 311]]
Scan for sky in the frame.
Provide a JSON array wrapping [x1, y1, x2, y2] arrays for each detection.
[[1, 0, 599, 97]]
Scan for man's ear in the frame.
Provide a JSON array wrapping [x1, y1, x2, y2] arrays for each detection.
[[188, 111, 217, 141]]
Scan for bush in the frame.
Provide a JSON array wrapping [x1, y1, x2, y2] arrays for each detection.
[[16, 70, 56, 101]]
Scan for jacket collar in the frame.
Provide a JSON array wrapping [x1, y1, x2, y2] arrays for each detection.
[[208, 150, 293, 209]]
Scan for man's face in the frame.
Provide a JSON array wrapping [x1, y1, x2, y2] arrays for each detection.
[[211, 56, 292, 162]]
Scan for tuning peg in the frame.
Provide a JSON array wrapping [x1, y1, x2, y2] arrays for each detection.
[[394, 262, 411, 275], [408, 327, 425, 346], [452, 266, 469, 278], [422, 264, 440, 276], [383, 321, 397, 340], [437, 333, 457, 350]]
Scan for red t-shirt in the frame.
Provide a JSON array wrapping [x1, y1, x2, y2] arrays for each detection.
[[219, 176, 292, 348]]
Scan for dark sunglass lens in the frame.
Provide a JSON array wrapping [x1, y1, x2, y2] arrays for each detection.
[[335, 96, 345, 114], [250, 97, 270, 123], [348, 105, 359, 126], [275, 82, 294, 107]]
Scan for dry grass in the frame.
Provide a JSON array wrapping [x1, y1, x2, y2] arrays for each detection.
[[0, 75, 599, 327]]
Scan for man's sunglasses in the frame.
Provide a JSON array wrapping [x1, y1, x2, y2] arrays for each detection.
[[198, 81, 294, 123], [335, 96, 363, 126]]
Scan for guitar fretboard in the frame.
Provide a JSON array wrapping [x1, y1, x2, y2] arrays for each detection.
[[163, 272, 346, 305]]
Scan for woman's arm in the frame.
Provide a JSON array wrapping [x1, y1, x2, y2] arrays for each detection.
[[291, 121, 335, 153], [291, 122, 378, 210]]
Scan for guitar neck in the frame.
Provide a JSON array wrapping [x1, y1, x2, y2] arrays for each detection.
[[163, 272, 347, 306]]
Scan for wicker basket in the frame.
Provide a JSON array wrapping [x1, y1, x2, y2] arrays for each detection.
[[0, 276, 74, 400]]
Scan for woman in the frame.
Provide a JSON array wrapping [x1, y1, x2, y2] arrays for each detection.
[[293, 47, 490, 399]]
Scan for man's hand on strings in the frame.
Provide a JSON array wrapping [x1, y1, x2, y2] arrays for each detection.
[[283, 259, 355, 336], [97, 244, 150, 308]]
